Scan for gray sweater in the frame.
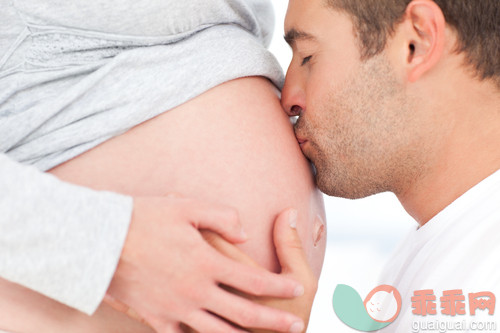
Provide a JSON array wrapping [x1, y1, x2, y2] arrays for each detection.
[[0, 0, 283, 314]]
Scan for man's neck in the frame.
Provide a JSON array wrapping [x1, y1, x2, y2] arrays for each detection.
[[397, 80, 500, 226]]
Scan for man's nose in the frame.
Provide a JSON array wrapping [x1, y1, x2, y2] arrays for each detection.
[[281, 69, 306, 118]]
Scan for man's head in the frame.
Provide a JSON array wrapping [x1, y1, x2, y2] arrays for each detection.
[[325, 0, 500, 86], [282, 0, 499, 199]]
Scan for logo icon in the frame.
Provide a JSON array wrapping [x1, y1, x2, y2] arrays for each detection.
[[332, 284, 402, 331]]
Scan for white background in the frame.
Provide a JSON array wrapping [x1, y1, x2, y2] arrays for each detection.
[[267, 2, 417, 331]]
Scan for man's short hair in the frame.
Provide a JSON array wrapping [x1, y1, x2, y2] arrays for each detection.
[[325, 0, 500, 87]]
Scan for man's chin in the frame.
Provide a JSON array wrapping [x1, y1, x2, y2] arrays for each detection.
[[313, 165, 359, 199], [316, 173, 384, 199]]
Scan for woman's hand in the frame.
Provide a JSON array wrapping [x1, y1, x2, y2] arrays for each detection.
[[198, 208, 318, 333], [105, 195, 306, 333]]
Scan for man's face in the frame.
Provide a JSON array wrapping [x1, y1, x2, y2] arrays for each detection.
[[282, 0, 425, 199]]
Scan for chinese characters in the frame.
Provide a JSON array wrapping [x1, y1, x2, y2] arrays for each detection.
[[411, 289, 495, 316]]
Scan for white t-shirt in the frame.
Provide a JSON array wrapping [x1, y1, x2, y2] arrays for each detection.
[[379, 169, 500, 332]]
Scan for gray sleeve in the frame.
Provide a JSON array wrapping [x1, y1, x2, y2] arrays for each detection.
[[0, 153, 133, 315]]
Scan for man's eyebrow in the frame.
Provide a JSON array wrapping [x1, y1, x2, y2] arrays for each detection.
[[284, 28, 317, 47]]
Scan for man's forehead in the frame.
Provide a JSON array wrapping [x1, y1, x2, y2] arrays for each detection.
[[285, 0, 329, 19], [284, 0, 323, 45], [285, 0, 316, 26]]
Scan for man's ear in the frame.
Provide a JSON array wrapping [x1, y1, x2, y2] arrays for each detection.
[[402, 0, 446, 82]]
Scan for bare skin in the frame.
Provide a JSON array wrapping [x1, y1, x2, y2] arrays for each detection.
[[180, 209, 318, 333], [278, 1, 499, 331], [281, 0, 500, 226], [0, 77, 326, 332]]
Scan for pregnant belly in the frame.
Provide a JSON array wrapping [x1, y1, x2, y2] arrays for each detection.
[[0, 77, 326, 332]]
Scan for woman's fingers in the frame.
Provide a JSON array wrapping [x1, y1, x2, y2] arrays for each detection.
[[112, 196, 312, 333], [187, 199, 247, 244], [212, 248, 304, 298], [204, 287, 305, 333], [201, 230, 258, 267], [185, 310, 250, 333], [199, 208, 319, 333], [273, 209, 311, 276], [162, 322, 185, 333]]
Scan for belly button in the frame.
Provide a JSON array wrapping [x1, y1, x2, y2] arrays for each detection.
[[312, 215, 325, 247]]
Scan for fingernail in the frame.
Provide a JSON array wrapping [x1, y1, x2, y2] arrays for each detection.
[[289, 209, 298, 229], [289, 321, 304, 333], [294, 284, 305, 297]]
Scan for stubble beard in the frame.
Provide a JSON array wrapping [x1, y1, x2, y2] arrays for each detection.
[[297, 55, 426, 199]]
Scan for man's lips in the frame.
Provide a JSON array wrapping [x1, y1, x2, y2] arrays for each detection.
[[296, 136, 308, 147]]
